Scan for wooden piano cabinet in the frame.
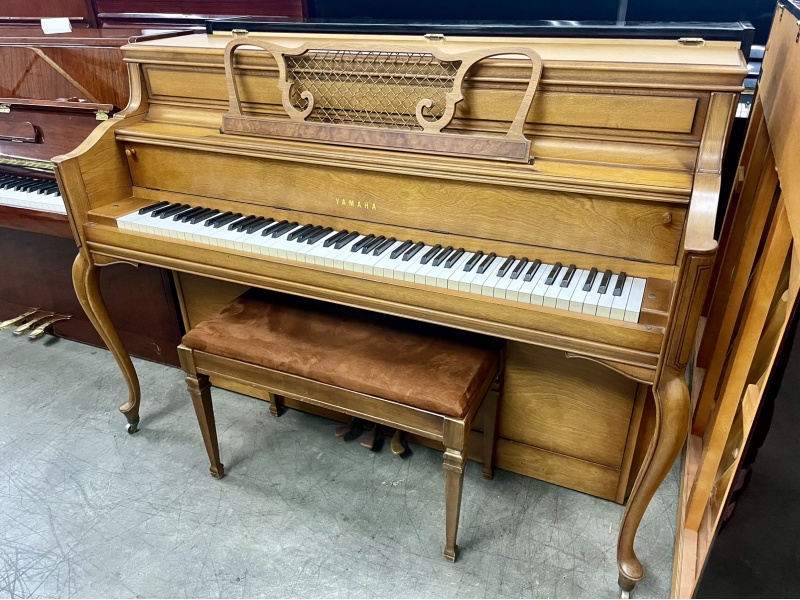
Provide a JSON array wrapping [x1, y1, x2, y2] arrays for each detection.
[[0, 227, 182, 365], [173, 272, 652, 503]]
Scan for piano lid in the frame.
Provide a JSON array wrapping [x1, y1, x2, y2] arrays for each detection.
[[205, 18, 755, 56]]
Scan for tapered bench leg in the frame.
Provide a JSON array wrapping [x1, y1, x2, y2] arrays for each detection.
[[268, 392, 285, 417], [443, 446, 466, 562], [186, 373, 224, 479]]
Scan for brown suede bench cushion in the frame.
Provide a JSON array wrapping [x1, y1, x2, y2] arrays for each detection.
[[181, 290, 502, 418]]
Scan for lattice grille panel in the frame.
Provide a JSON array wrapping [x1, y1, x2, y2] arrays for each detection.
[[285, 50, 461, 130]]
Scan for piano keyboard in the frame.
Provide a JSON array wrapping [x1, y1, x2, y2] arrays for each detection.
[[0, 175, 65, 214], [119, 202, 649, 323]]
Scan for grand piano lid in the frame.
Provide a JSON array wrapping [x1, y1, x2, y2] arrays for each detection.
[[205, 17, 755, 56]]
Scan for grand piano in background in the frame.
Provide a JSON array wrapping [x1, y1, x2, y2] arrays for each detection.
[[53, 19, 747, 592]]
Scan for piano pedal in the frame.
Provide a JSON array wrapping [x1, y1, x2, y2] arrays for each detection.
[[0, 308, 39, 330], [390, 429, 409, 456], [29, 315, 71, 340], [13, 312, 55, 335], [360, 423, 383, 450], [334, 417, 364, 442]]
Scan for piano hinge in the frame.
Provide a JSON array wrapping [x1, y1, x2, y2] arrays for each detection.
[[678, 37, 705, 46], [0, 103, 10, 114], [231, 28, 249, 37], [426, 229, 451, 235], [424, 33, 446, 42], [95, 110, 109, 121], [779, 4, 786, 21]]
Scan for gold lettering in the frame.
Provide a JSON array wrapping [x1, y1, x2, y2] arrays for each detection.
[[372, 203, 377, 210], [349, 200, 355, 207]]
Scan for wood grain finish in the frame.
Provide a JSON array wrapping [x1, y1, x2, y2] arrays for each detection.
[[52, 31, 746, 592]]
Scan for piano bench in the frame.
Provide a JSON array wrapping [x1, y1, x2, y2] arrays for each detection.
[[177, 290, 504, 562]]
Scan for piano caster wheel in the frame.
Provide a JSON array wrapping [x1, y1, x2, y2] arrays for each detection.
[[620, 588, 631, 599], [125, 418, 139, 434]]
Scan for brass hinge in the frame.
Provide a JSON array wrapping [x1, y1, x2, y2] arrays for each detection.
[[424, 33, 446, 42], [0, 103, 10, 113], [231, 28, 249, 37], [95, 110, 109, 121], [678, 37, 705, 46]]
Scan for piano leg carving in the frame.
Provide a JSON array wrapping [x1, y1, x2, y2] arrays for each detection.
[[617, 368, 690, 593], [72, 253, 141, 433]]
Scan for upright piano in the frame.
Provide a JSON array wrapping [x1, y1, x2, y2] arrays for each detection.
[[53, 22, 747, 592]]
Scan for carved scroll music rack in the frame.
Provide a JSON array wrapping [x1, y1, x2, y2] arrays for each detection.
[[222, 39, 542, 163]]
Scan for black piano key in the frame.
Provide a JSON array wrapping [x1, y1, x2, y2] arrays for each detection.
[[545, 262, 563, 285], [287, 224, 314, 241], [204, 211, 232, 226], [598, 269, 613, 294], [361, 235, 385, 254], [613, 272, 627, 296], [138, 200, 170, 215], [373, 237, 396, 256], [464, 251, 484, 272], [444, 248, 465, 268], [403, 241, 425, 261], [272, 221, 300, 237], [560, 264, 577, 288], [174, 206, 204, 221], [390, 240, 413, 259], [170, 205, 199, 220], [477, 252, 497, 274], [510, 257, 529, 280], [324, 230, 349, 247], [152, 202, 182, 218], [351, 234, 375, 252], [262, 219, 288, 236], [246, 218, 275, 235], [158, 203, 192, 219], [420, 244, 443, 265], [299, 225, 324, 242], [229, 215, 257, 231], [524, 259, 542, 282], [335, 231, 359, 250], [583, 267, 598, 291], [190, 209, 218, 224], [213, 212, 243, 228], [432, 246, 454, 267], [28, 181, 52, 192], [307, 226, 333, 244], [497, 255, 516, 277]]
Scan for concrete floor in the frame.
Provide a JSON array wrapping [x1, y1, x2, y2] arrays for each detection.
[[0, 332, 678, 598]]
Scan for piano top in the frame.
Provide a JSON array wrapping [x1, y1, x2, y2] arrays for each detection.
[[125, 31, 748, 71]]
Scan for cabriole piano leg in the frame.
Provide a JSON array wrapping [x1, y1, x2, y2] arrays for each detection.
[[72, 253, 141, 433], [617, 368, 690, 595]]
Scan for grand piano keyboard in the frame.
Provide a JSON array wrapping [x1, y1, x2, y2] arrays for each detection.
[[0, 175, 65, 214], [120, 201, 648, 323]]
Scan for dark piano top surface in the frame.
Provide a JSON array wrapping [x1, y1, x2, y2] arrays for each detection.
[[206, 17, 755, 56]]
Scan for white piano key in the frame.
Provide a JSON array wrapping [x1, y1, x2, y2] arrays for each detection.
[[437, 252, 471, 288], [557, 269, 585, 310], [610, 276, 634, 321], [518, 262, 549, 304], [469, 257, 499, 295], [595, 274, 619, 319], [624, 277, 647, 323], [582, 275, 604, 316], [568, 270, 592, 312]]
